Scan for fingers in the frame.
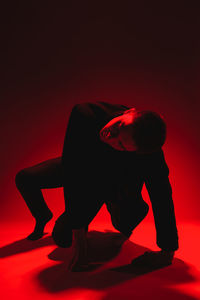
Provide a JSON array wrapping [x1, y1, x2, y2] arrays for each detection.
[[131, 251, 173, 267], [67, 246, 89, 271], [68, 256, 89, 272], [67, 252, 77, 271]]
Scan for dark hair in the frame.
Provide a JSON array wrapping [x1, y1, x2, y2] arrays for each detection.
[[130, 110, 167, 152]]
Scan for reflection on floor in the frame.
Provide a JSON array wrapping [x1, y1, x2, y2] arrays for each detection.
[[1, 218, 200, 300]]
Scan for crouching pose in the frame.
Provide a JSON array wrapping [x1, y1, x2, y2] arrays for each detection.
[[15, 101, 178, 270]]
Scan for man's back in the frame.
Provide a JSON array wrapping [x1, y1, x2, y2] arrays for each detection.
[[62, 101, 168, 186]]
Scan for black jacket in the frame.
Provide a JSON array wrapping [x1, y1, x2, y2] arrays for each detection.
[[61, 101, 179, 251]]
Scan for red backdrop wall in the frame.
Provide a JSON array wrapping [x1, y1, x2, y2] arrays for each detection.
[[1, 1, 199, 223]]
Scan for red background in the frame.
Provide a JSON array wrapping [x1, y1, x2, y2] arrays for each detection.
[[1, 1, 199, 224]]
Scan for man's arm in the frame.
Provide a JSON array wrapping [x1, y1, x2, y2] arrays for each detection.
[[61, 103, 103, 270], [144, 150, 179, 253]]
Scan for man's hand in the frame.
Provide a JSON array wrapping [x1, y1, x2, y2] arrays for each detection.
[[131, 250, 175, 267], [68, 228, 88, 271]]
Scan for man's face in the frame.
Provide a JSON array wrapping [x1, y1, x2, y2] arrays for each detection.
[[99, 109, 138, 152]]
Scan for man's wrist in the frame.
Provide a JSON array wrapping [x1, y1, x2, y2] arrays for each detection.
[[73, 228, 85, 233], [72, 228, 87, 240]]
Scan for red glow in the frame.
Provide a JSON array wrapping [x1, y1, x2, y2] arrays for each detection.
[[1, 90, 199, 299], [1, 217, 200, 299], [1, 1, 199, 298]]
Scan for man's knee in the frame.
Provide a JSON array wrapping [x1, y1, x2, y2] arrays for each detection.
[[52, 212, 73, 248], [15, 169, 31, 189], [107, 200, 149, 235]]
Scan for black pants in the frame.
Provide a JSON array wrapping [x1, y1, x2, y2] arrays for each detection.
[[15, 157, 149, 238], [15, 157, 63, 221]]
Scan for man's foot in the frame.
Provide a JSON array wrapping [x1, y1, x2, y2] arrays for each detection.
[[27, 212, 53, 241]]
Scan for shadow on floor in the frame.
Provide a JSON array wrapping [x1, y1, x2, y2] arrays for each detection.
[[0, 233, 54, 258], [35, 230, 197, 300]]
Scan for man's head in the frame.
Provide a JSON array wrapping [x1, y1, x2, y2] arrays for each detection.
[[99, 108, 166, 153]]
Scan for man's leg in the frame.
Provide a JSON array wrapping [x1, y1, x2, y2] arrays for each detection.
[[15, 157, 63, 240], [106, 199, 149, 246]]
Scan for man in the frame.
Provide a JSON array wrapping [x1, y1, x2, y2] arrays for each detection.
[[15, 101, 178, 270]]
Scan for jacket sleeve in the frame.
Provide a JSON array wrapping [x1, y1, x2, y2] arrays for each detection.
[[61, 103, 104, 229], [144, 150, 179, 251]]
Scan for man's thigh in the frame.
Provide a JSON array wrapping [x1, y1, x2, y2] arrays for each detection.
[[21, 157, 63, 189]]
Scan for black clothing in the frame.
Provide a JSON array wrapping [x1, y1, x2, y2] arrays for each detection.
[[15, 157, 63, 221], [61, 101, 178, 251], [15, 101, 179, 251]]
